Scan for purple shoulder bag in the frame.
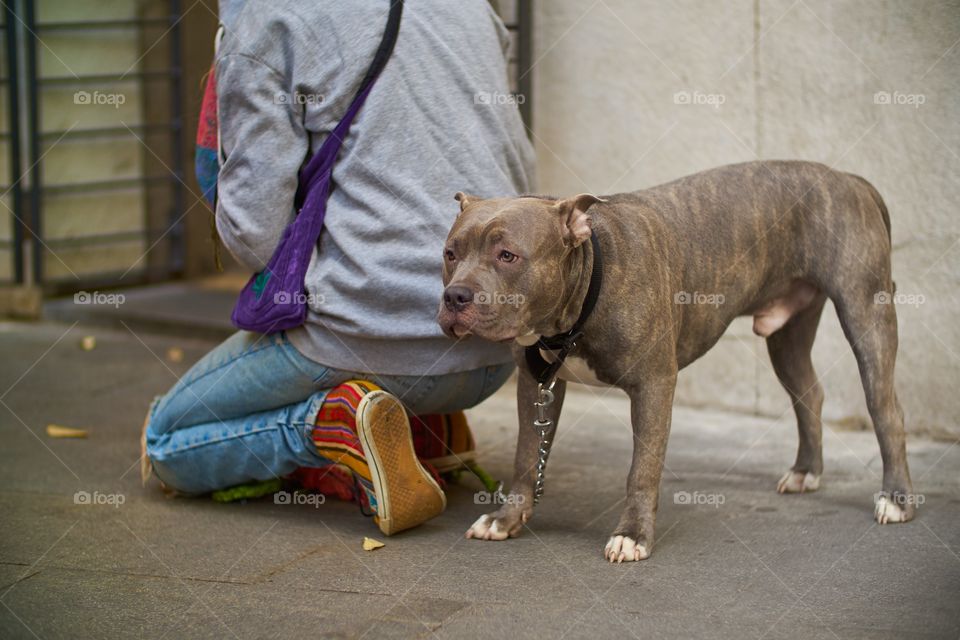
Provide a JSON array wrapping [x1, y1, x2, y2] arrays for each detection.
[[231, 0, 403, 333]]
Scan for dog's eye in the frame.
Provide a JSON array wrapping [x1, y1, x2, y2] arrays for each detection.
[[444, 249, 456, 262], [498, 250, 518, 263]]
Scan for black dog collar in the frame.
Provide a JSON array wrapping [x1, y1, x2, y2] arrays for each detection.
[[524, 232, 603, 385]]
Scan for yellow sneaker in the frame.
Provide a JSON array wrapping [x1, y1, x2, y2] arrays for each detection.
[[356, 390, 446, 535]]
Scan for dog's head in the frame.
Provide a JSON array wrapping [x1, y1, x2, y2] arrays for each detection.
[[437, 192, 604, 342]]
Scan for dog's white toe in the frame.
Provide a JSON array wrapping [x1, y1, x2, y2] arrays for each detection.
[[777, 470, 820, 494], [604, 535, 648, 563], [465, 514, 509, 540], [874, 494, 907, 524]]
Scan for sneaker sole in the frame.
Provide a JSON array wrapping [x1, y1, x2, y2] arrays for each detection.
[[357, 391, 446, 535]]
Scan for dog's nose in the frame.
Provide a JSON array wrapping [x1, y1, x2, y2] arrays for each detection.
[[443, 285, 474, 311]]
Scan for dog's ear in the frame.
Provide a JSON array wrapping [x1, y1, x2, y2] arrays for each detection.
[[454, 192, 481, 213], [554, 193, 605, 247]]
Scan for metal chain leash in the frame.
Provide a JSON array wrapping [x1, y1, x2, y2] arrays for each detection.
[[532, 381, 556, 505]]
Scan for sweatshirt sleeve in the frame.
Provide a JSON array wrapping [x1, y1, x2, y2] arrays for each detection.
[[214, 53, 309, 272]]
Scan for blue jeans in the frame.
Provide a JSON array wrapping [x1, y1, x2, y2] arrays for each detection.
[[145, 331, 514, 494]]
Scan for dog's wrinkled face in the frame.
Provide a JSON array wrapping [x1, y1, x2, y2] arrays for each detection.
[[438, 192, 602, 342]]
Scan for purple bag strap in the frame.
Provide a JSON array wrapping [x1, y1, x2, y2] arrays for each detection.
[[230, 1, 402, 333], [295, 0, 403, 208]]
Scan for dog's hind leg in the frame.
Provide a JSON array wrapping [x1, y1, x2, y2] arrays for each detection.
[[768, 293, 828, 494], [834, 290, 915, 523]]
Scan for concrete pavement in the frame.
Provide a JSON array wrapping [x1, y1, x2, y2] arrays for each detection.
[[1, 321, 958, 639]]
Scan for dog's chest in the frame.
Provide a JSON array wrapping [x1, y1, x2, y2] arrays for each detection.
[[543, 350, 612, 387], [515, 335, 612, 387], [555, 354, 611, 387]]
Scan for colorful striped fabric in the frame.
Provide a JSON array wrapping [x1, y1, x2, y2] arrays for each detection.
[[409, 412, 477, 473], [312, 380, 382, 511], [307, 380, 478, 512]]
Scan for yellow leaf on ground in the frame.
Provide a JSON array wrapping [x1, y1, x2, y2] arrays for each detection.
[[166, 347, 184, 363], [46, 424, 88, 438], [362, 537, 385, 551], [80, 336, 96, 351]]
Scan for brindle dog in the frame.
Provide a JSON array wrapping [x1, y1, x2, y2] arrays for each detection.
[[438, 160, 914, 563]]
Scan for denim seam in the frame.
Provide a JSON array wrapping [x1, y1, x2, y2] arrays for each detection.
[[176, 338, 282, 389], [310, 368, 332, 384], [280, 344, 331, 383], [168, 424, 281, 454], [298, 392, 331, 463]]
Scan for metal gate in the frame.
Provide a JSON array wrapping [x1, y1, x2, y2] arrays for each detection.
[[499, 0, 533, 129], [1, 0, 530, 294], [1, 0, 185, 293]]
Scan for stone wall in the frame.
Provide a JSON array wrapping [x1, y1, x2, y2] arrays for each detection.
[[531, 0, 959, 437]]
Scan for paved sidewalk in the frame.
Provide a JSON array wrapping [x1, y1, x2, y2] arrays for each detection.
[[0, 321, 958, 639], [43, 275, 244, 341]]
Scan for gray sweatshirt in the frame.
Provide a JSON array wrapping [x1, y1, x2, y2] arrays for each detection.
[[215, 0, 535, 375]]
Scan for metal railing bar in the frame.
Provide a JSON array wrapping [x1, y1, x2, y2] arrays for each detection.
[[3, 2, 22, 283], [25, 0, 42, 284], [35, 17, 173, 31], [35, 175, 177, 195], [516, 0, 533, 129], [41, 229, 157, 248], [39, 69, 180, 86], [0, 122, 181, 141]]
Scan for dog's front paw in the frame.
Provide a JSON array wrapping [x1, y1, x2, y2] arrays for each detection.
[[776, 470, 820, 494], [874, 492, 915, 524], [465, 507, 529, 541], [604, 535, 649, 563]]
